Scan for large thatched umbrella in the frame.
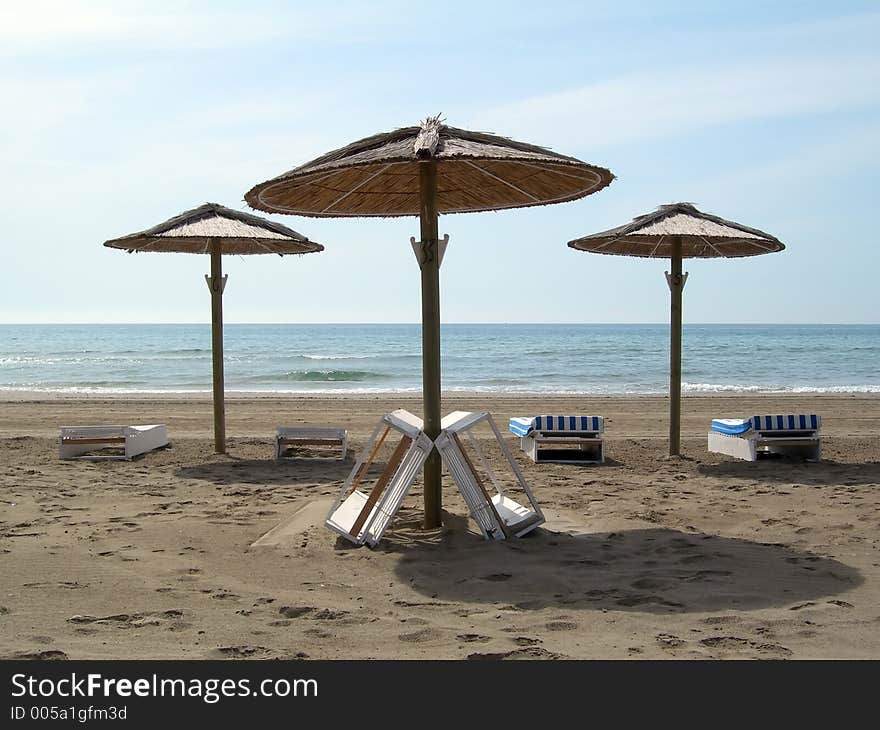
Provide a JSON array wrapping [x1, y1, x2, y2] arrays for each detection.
[[245, 116, 613, 528], [568, 202, 785, 456], [104, 202, 323, 454]]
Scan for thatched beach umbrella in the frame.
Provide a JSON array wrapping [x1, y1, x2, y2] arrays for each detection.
[[245, 116, 613, 528], [568, 202, 785, 456], [104, 202, 323, 454]]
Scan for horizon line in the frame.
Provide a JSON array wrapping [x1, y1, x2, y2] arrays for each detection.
[[0, 321, 878, 327]]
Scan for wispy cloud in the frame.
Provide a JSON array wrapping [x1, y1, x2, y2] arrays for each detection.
[[0, 0, 372, 52], [473, 53, 880, 151], [688, 123, 880, 232]]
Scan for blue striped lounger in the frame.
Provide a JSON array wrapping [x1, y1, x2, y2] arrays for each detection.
[[509, 415, 604, 437], [711, 415, 821, 436], [509, 415, 605, 464], [708, 414, 821, 461]]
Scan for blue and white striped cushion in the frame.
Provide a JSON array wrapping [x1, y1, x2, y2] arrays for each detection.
[[711, 418, 752, 435], [509, 415, 604, 437], [712, 414, 821, 435], [509, 417, 535, 437], [752, 414, 821, 431]]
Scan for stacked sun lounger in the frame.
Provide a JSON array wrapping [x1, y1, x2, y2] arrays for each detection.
[[708, 414, 822, 462], [436, 411, 544, 540], [509, 415, 605, 464], [59, 424, 169, 460], [326, 409, 545, 546], [324, 410, 433, 547]]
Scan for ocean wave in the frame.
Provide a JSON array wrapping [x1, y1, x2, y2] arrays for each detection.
[[299, 354, 371, 360], [296, 353, 421, 361], [3, 381, 878, 396], [157, 348, 209, 355], [0, 383, 623, 395], [251, 370, 390, 383], [1, 379, 149, 389], [0, 385, 210, 394], [682, 382, 880, 394], [442, 384, 664, 394], [0, 353, 208, 366]]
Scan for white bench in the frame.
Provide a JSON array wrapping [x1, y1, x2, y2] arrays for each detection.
[[509, 415, 604, 464], [275, 427, 348, 461], [708, 415, 822, 462], [59, 424, 169, 460]]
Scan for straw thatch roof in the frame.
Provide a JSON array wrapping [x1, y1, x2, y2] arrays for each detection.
[[104, 202, 323, 255], [245, 116, 614, 217], [567, 203, 785, 259]]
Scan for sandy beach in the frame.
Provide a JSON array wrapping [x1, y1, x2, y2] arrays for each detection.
[[1, 392, 878, 660]]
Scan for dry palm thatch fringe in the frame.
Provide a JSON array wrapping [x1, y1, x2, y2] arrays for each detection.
[[568, 202, 785, 259], [245, 118, 614, 218], [104, 202, 324, 256]]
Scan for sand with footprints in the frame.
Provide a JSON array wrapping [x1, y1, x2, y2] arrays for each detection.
[[1, 393, 878, 659]]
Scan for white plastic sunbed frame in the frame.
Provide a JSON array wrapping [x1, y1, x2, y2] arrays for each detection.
[[275, 427, 348, 461], [522, 432, 604, 464], [435, 411, 545, 540], [58, 424, 169, 460], [708, 424, 822, 462], [325, 410, 433, 547], [516, 418, 604, 465]]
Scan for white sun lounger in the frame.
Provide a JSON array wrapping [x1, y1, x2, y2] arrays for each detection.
[[708, 414, 822, 462], [436, 411, 545, 540], [59, 424, 169, 460], [325, 410, 433, 547], [275, 427, 348, 461], [509, 415, 605, 464]]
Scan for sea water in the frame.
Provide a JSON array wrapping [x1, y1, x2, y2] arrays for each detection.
[[0, 323, 877, 395]]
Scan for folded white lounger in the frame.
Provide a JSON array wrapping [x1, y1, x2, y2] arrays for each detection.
[[708, 414, 822, 462], [325, 410, 433, 547], [275, 427, 348, 461], [437, 411, 545, 540], [59, 424, 169, 460], [509, 415, 605, 464]]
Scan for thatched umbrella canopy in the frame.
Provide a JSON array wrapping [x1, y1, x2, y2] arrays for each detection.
[[246, 116, 613, 528], [105, 202, 323, 454], [568, 202, 785, 456]]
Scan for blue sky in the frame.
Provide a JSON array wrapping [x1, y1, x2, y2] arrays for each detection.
[[1, 0, 877, 324]]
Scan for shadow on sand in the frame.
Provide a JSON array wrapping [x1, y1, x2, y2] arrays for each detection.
[[389, 512, 861, 614], [176, 456, 354, 485], [697, 458, 880, 486]]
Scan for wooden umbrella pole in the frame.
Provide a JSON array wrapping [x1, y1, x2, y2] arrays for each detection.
[[418, 159, 442, 528], [207, 239, 227, 454], [665, 238, 687, 456]]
